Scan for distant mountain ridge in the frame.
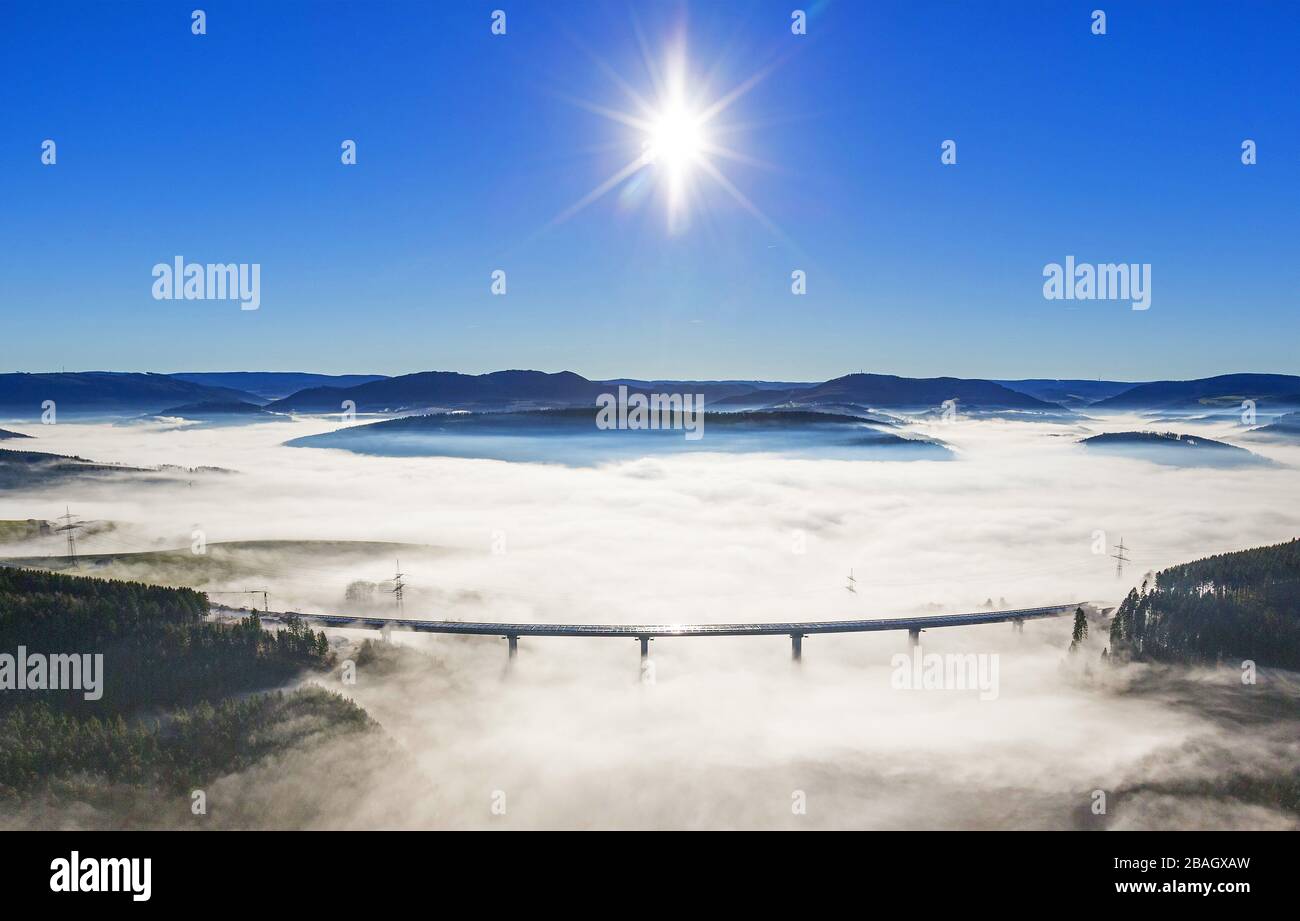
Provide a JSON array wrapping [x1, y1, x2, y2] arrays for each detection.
[[995, 379, 1143, 407], [265, 370, 608, 413], [265, 370, 825, 413], [801, 373, 1058, 409], [268, 370, 1065, 414], [1091, 373, 1300, 410], [0, 372, 258, 416], [712, 373, 1060, 411], [5, 369, 1299, 418], [170, 372, 389, 400]]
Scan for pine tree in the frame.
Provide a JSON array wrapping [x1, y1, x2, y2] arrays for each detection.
[[1068, 608, 1088, 653]]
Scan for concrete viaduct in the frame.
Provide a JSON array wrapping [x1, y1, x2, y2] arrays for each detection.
[[286, 603, 1086, 664]]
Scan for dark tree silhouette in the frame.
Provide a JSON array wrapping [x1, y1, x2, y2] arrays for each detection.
[[0, 566, 353, 804], [1106, 539, 1300, 668], [1068, 607, 1089, 653]]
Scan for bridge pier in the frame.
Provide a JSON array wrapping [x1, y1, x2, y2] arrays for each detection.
[[638, 636, 651, 660], [790, 633, 803, 662], [908, 628, 920, 648], [1011, 618, 1024, 634], [506, 634, 518, 661]]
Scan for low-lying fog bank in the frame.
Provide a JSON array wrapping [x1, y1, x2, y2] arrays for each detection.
[[2, 413, 1297, 829]]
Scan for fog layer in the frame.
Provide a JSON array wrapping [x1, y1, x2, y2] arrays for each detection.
[[3, 412, 1297, 829]]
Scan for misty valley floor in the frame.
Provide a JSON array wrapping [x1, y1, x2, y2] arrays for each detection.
[[1, 414, 1298, 829]]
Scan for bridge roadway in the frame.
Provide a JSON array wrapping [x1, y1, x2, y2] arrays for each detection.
[[288, 602, 1086, 663]]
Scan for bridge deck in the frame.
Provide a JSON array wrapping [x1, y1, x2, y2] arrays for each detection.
[[290, 603, 1082, 637]]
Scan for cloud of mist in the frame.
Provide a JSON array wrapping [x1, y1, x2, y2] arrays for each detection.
[[3, 412, 1298, 829]]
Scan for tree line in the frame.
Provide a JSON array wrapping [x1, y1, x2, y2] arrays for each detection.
[[0, 566, 352, 813], [0, 566, 332, 715], [1107, 538, 1300, 669]]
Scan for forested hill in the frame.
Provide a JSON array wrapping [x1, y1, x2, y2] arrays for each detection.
[[0, 567, 389, 822], [0, 566, 330, 715], [1108, 539, 1300, 669]]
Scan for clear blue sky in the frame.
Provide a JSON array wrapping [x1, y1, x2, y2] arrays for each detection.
[[2, 0, 1297, 381]]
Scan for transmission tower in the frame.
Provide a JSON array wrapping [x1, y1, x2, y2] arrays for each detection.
[[389, 560, 406, 615], [55, 506, 81, 568], [1112, 538, 1130, 578], [845, 568, 857, 594]]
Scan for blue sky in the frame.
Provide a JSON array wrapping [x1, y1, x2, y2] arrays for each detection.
[[2, 0, 1297, 381]]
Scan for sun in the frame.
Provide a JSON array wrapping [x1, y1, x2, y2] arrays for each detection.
[[639, 96, 707, 224], [550, 37, 784, 237], [642, 101, 706, 175]]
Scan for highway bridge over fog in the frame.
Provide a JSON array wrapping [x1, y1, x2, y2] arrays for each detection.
[[287, 603, 1087, 664]]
